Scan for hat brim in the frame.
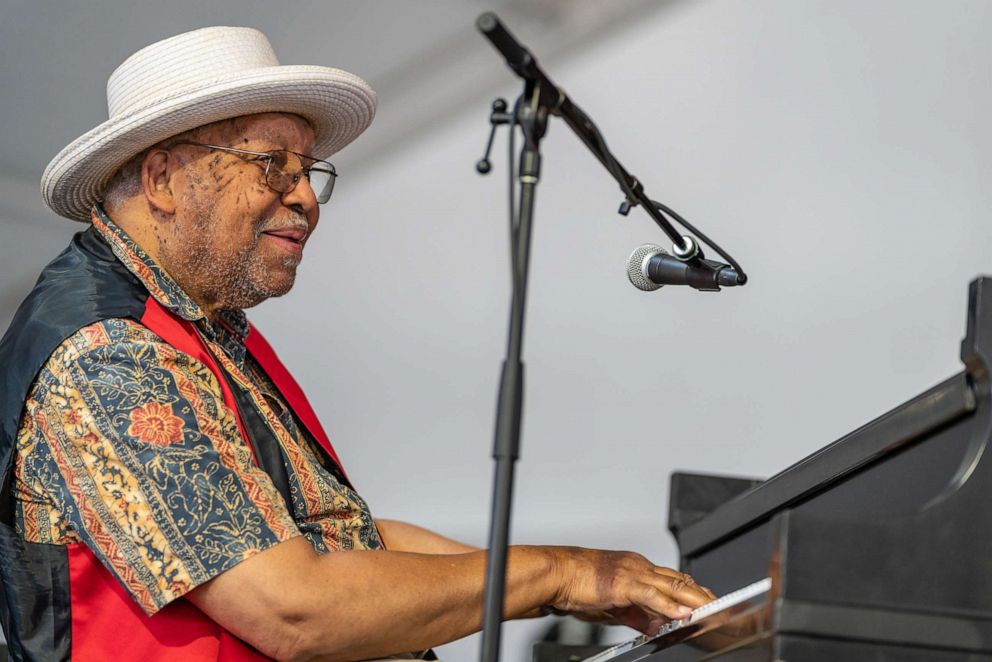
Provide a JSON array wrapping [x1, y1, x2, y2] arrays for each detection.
[[41, 64, 376, 221]]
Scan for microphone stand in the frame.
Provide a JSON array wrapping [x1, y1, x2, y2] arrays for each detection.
[[474, 12, 748, 662], [479, 70, 550, 662]]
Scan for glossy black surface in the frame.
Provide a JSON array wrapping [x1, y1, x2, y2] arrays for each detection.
[[537, 277, 992, 662], [661, 277, 992, 659]]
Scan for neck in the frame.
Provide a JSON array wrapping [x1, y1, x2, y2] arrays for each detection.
[[101, 200, 225, 322]]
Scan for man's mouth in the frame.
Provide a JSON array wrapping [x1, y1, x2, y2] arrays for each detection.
[[261, 227, 307, 255]]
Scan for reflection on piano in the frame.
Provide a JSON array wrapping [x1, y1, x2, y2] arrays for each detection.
[[537, 277, 992, 661]]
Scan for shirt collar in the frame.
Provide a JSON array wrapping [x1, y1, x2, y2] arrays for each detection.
[[90, 204, 250, 343]]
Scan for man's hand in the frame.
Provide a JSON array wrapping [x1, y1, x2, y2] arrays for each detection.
[[549, 547, 716, 634]]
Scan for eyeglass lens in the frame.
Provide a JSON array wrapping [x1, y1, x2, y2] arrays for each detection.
[[307, 168, 336, 204], [267, 151, 336, 204]]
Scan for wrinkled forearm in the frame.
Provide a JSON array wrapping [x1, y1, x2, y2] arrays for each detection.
[[291, 545, 557, 661]]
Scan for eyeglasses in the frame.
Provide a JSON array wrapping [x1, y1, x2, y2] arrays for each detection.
[[171, 141, 337, 204]]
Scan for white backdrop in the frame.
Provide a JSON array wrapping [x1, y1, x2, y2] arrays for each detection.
[[3, 1, 992, 660]]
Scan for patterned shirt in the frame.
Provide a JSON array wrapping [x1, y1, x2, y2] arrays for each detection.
[[13, 208, 383, 616]]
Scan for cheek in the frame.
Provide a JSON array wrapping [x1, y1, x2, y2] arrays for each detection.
[[223, 177, 269, 217], [188, 198, 256, 252], [234, 179, 283, 225]]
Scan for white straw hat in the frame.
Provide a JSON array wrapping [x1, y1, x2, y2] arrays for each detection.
[[41, 26, 377, 222]]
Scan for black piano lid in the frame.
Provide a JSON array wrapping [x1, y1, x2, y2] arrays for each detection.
[[674, 276, 992, 558]]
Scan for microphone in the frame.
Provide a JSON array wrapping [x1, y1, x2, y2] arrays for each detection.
[[626, 244, 743, 292]]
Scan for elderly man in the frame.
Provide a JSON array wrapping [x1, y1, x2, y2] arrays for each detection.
[[0, 27, 712, 661]]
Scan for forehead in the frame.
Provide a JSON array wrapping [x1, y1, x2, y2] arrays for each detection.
[[213, 113, 316, 152]]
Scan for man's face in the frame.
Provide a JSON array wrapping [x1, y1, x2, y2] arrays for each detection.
[[158, 112, 320, 314]]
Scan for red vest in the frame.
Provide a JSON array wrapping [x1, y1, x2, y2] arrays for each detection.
[[68, 300, 346, 661]]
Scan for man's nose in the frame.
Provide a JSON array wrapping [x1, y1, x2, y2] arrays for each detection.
[[282, 174, 319, 221]]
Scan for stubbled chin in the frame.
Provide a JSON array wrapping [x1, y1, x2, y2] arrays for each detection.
[[265, 265, 298, 297], [218, 258, 299, 310]]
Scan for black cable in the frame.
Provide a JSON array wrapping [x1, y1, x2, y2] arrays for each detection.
[[652, 200, 747, 279], [492, 76, 748, 286], [574, 100, 748, 280], [573, 103, 640, 209], [508, 95, 522, 282]]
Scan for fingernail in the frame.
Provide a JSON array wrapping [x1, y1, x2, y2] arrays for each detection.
[[678, 605, 692, 616]]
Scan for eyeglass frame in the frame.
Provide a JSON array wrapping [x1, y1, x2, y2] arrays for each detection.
[[168, 140, 338, 204]]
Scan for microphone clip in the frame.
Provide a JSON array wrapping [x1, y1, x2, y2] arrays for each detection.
[[476, 98, 515, 174], [672, 235, 701, 261]]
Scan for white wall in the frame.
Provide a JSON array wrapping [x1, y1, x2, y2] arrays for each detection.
[[4, 1, 992, 659], [251, 1, 992, 658]]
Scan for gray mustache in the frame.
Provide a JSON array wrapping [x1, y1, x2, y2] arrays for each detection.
[[256, 213, 308, 238]]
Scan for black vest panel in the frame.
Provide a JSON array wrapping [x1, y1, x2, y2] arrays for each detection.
[[0, 226, 147, 661], [0, 226, 147, 521]]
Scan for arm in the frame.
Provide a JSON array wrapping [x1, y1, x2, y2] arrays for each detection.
[[187, 538, 713, 662], [40, 324, 710, 660], [375, 518, 479, 554]]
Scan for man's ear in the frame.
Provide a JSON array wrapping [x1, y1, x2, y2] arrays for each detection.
[[141, 148, 177, 216]]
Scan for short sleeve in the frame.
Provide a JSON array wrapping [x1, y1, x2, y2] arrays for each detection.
[[23, 319, 301, 614]]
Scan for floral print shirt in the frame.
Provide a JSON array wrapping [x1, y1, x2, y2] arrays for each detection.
[[13, 207, 382, 615]]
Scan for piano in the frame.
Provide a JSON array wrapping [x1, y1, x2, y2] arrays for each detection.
[[536, 276, 992, 661]]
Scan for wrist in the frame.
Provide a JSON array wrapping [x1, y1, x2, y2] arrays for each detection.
[[537, 545, 568, 611], [504, 545, 565, 618]]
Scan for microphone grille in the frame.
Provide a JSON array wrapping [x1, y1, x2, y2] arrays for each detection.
[[626, 244, 666, 291]]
